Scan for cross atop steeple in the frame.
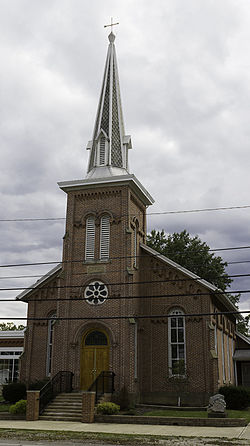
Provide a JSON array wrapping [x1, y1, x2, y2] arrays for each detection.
[[86, 28, 132, 179], [104, 17, 119, 33]]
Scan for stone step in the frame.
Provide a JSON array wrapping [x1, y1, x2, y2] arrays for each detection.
[[43, 408, 81, 414], [47, 400, 82, 407], [40, 392, 83, 422], [43, 411, 81, 417], [40, 415, 82, 422], [55, 394, 82, 397]]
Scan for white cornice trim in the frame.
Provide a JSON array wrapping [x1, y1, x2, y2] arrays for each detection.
[[0, 331, 24, 338], [58, 174, 154, 206], [236, 331, 250, 344], [16, 264, 62, 301]]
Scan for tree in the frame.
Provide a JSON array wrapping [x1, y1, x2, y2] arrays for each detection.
[[237, 315, 250, 337], [0, 322, 25, 331], [147, 229, 237, 304]]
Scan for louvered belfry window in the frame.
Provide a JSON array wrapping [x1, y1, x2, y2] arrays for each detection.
[[85, 216, 95, 260], [99, 137, 106, 165], [100, 215, 110, 259]]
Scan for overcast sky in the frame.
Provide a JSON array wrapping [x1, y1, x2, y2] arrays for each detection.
[[1, 0, 250, 324]]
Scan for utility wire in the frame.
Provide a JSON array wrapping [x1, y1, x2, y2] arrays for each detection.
[[1, 204, 250, 222], [2, 289, 250, 301], [1, 272, 250, 282], [0, 310, 249, 321], [1, 278, 250, 293], [1, 245, 250, 268]]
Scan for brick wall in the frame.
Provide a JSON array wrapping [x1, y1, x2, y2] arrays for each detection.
[[20, 180, 237, 407]]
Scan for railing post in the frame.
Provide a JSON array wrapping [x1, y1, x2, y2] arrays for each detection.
[[26, 390, 40, 421]]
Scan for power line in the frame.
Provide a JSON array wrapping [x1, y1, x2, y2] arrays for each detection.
[[0, 310, 249, 321], [2, 289, 250, 301], [1, 276, 250, 293], [1, 204, 250, 222], [1, 246, 250, 268], [0, 272, 250, 282]]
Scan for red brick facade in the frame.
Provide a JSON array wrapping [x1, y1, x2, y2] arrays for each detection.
[[19, 32, 238, 406], [20, 180, 237, 406]]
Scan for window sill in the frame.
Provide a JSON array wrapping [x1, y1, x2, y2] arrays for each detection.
[[83, 259, 111, 265]]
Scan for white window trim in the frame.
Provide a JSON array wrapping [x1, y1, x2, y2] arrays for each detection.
[[221, 331, 225, 382], [168, 309, 186, 376], [214, 325, 218, 355], [100, 215, 110, 260], [227, 335, 231, 382], [85, 216, 95, 261], [46, 314, 56, 377]]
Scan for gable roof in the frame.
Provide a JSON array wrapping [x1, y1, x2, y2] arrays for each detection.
[[236, 331, 250, 345], [140, 243, 240, 316], [16, 264, 62, 301]]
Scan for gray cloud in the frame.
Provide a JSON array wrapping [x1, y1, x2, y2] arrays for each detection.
[[0, 0, 249, 323]]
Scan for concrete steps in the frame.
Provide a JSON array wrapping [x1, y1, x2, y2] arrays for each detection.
[[40, 392, 82, 422]]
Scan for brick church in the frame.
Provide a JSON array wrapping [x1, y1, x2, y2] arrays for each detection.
[[18, 31, 240, 406]]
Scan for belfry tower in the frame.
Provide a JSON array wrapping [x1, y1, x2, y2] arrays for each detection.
[[55, 31, 154, 395]]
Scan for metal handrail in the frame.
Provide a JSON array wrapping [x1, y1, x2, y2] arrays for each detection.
[[88, 370, 115, 403], [39, 370, 73, 414]]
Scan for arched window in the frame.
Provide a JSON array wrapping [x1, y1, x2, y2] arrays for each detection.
[[168, 309, 186, 376], [46, 313, 56, 376], [85, 216, 95, 260], [100, 215, 110, 259], [85, 330, 108, 346]]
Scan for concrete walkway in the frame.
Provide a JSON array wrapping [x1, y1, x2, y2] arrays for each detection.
[[0, 420, 249, 441]]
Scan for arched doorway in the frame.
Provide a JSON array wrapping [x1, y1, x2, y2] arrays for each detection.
[[80, 329, 109, 390]]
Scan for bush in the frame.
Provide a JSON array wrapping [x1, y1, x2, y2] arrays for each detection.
[[219, 385, 249, 410], [9, 399, 27, 415], [96, 402, 120, 415], [2, 382, 26, 403]]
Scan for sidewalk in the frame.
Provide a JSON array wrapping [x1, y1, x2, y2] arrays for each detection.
[[0, 419, 249, 441]]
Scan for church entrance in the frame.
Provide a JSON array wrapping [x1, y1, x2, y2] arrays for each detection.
[[80, 329, 109, 390]]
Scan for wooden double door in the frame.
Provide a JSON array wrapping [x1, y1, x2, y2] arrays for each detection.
[[80, 329, 109, 390]]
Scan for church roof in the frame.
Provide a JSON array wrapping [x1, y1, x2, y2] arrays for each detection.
[[16, 264, 62, 301], [236, 331, 250, 345], [86, 31, 132, 179], [140, 243, 240, 317]]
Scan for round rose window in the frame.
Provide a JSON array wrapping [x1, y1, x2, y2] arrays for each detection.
[[84, 281, 108, 305]]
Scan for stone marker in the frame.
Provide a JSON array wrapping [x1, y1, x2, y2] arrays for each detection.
[[207, 393, 227, 418]]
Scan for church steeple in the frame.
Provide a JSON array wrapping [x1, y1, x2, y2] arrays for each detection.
[[86, 32, 132, 179]]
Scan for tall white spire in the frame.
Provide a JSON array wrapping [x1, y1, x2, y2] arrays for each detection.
[[86, 32, 132, 179]]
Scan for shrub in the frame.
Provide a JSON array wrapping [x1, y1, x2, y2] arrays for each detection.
[[2, 382, 26, 403], [219, 385, 249, 410], [9, 399, 27, 415], [96, 402, 120, 415]]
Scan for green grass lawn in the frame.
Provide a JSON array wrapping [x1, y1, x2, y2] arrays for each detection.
[[144, 409, 250, 423]]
